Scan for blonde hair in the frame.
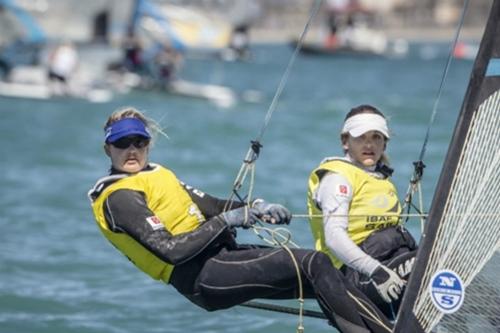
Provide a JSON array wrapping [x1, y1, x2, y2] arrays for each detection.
[[104, 106, 167, 144]]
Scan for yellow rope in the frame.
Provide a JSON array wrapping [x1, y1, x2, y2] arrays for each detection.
[[251, 221, 398, 333], [346, 291, 393, 333], [229, 155, 306, 332], [250, 222, 305, 332]]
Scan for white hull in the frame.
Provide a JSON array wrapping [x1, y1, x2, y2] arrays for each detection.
[[0, 80, 113, 103], [167, 79, 237, 108], [0, 81, 52, 100]]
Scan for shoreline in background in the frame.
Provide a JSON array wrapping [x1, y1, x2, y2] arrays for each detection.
[[28, 1, 486, 46], [249, 26, 485, 44]]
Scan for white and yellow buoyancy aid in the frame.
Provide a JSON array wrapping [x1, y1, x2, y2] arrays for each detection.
[[307, 159, 401, 268], [90, 164, 204, 283]]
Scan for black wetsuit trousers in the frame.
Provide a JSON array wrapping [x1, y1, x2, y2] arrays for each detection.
[[171, 245, 392, 333], [342, 226, 418, 319]]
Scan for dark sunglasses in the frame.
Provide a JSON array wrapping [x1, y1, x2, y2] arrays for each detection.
[[110, 136, 150, 149]]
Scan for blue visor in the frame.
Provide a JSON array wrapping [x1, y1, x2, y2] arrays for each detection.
[[105, 118, 151, 143]]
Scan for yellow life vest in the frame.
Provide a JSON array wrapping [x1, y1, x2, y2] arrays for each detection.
[[307, 159, 401, 268], [89, 164, 204, 283]]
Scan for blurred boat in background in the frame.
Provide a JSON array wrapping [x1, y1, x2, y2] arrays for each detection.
[[290, 0, 408, 58], [0, 64, 113, 103], [127, 0, 232, 55], [291, 31, 408, 58], [103, 0, 249, 107], [0, 0, 256, 105], [0, 0, 46, 78], [0, 0, 113, 102]]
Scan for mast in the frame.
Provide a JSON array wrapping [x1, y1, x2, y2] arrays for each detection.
[[394, 0, 500, 331]]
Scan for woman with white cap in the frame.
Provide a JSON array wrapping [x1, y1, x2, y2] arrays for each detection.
[[307, 104, 417, 318]]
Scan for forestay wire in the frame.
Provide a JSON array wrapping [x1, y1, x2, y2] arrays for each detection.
[[226, 1, 323, 331], [227, 0, 323, 206], [402, 0, 469, 227], [228, 1, 394, 331], [258, 0, 323, 142]]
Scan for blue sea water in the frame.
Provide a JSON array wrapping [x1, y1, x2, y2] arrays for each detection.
[[0, 43, 473, 333]]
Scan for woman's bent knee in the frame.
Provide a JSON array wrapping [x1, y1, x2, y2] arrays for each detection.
[[301, 251, 343, 282]]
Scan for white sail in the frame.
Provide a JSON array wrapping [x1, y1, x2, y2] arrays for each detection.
[[394, 1, 500, 332]]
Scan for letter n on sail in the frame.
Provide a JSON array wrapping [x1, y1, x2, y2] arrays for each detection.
[[394, 1, 500, 332]]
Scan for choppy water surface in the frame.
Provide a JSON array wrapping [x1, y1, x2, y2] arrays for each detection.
[[0, 43, 473, 333]]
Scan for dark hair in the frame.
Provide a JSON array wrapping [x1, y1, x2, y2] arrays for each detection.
[[341, 104, 390, 165], [344, 104, 385, 121]]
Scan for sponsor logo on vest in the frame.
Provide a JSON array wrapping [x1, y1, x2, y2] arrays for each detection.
[[429, 270, 464, 314], [365, 215, 398, 230]]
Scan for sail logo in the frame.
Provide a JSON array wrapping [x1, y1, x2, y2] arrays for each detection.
[[429, 270, 464, 314]]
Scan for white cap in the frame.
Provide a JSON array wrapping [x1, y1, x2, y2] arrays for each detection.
[[341, 113, 390, 138]]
